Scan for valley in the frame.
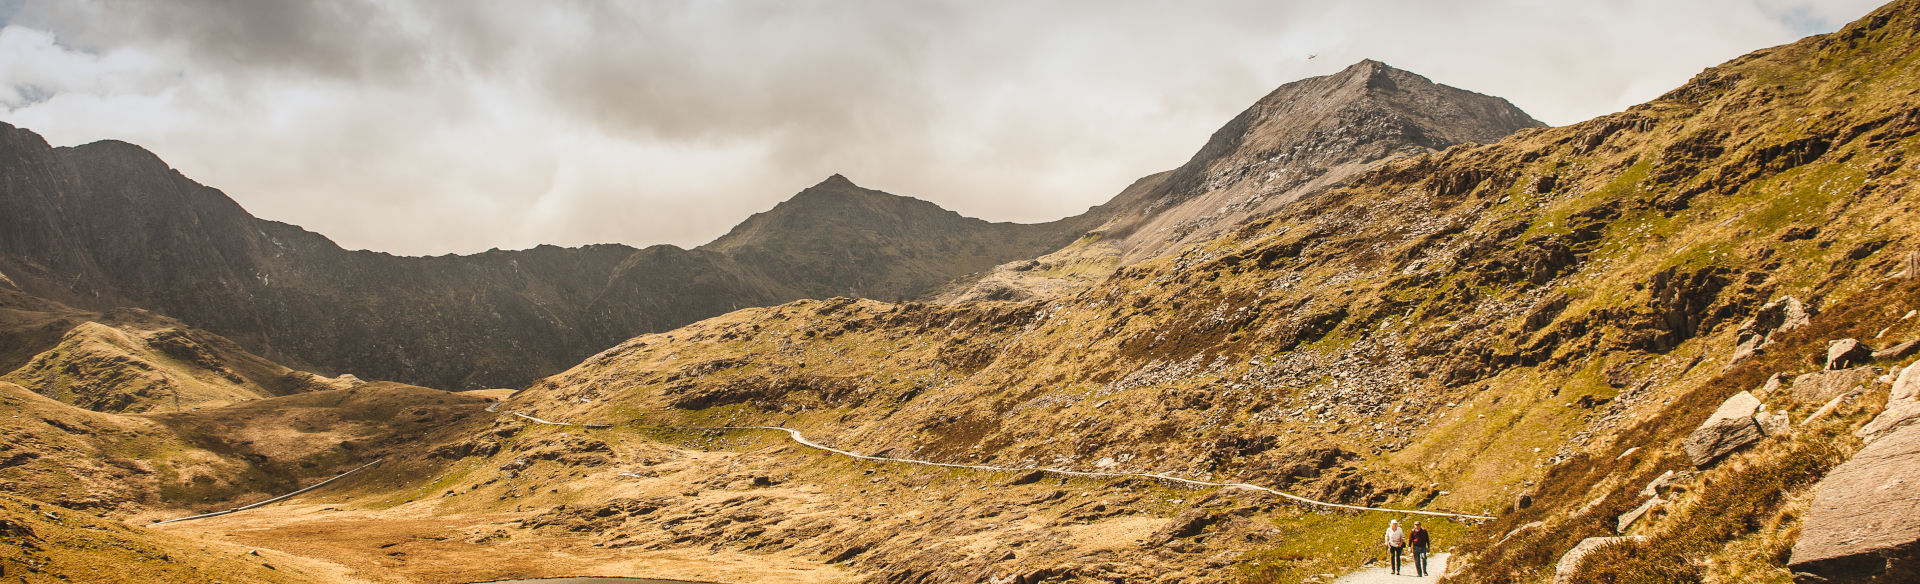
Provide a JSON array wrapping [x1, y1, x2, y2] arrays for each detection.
[[5, 2, 1920, 583]]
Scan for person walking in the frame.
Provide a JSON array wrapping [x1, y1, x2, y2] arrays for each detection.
[[1409, 521, 1432, 577], [1384, 519, 1406, 575]]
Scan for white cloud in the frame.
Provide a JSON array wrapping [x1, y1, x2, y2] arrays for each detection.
[[0, 0, 1891, 255]]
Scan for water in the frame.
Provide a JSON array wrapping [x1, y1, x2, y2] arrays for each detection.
[[470, 578, 718, 584]]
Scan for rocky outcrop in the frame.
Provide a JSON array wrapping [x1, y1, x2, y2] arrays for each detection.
[[1683, 391, 1764, 467], [1789, 422, 1920, 583], [1793, 367, 1886, 406], [1732, 297, 1814, 364]]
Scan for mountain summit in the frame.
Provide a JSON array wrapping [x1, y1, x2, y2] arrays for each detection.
[[1110, 59, 1544, 253], [705, 175, 1093, 301], [950, 60, 1543, 300]]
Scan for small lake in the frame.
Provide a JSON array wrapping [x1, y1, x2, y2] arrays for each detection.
[[470, 578, 719, 584]]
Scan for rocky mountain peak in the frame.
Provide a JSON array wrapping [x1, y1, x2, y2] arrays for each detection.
[[1080, 59, 1542, 262], [812, 173, 859, 190]]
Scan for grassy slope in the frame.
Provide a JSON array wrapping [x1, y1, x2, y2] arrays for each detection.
[[0, 289, 360, 413], [0, 492, 328, 583], [0, 379, 491, 519], [487, 1, 1920, 581]]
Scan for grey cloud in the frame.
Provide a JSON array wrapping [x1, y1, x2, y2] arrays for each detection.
[[16, 0, 425, 83], [0, 0, 1893, 255]]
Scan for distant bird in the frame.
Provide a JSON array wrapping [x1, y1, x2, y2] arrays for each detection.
[[1308, 53, 1318, 60]]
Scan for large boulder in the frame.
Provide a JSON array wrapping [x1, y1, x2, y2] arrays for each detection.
[[1792, 367, 1885, 406], [1732, 297, 1814, 364], [1684, 391, 1764, 467], [1827, 339, 1876, 370], [1859, 361, 1920, 443], [1789, 423, 1920, 583]]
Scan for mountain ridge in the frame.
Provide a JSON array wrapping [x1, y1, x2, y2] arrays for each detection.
[[0, 124, 1094, 388]]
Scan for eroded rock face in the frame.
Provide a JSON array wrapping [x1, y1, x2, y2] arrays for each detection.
[[1684, 391, 1763, 467], [1789, 422, 1920, 583], [1732, 296, 1814, 364]]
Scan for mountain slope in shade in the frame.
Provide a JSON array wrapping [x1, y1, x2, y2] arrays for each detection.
[[0, 130, 1085, 389], [947, 59, 1544, 302]]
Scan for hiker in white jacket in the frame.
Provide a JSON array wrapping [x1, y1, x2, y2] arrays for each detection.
[[1384, 519, 1407, 575]]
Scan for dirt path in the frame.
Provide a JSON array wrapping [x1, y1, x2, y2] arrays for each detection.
[[148, 458, 386, 525], [690, 425, 1496, 521], [1331, 553, 1449, 584]]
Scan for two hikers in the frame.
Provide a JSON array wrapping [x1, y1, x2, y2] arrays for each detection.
[[1384, 519, 1432, 576]]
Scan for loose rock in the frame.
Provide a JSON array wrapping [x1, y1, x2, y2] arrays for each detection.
[[1756, 411, 1791, 437], [1826, 339, 1875, 370], [1684, 391, 1763, 467], [1872, 340, 1920, 362], [1617, 497, 1664, 534]]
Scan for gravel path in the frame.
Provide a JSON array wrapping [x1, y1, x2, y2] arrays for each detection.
[[1331, 552, 1448, 584], [686, 425, 1494, 520]]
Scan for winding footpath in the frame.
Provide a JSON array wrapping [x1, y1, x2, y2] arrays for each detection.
[[675, 425, 1495, 521], [149, 459, 385, 525]]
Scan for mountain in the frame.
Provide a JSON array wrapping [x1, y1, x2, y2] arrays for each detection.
[[0, 59, 1533, 390], [0, 132, 1084, 389], [467, 1, 1920, 582], [948, 59, 1544, 302], [704, 174, 1098, 301], [1, 2, 1916, 582]]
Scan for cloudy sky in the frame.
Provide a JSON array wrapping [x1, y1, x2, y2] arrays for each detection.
[[0, 0, 1887, 255]]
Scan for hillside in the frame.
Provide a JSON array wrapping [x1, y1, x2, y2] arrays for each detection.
[[6, 3, 1920, 584], [0, 287, 361, 413], [0, 379, 493, 583], [0, 133, 1084, 389], [462, 1, 1920, 582]]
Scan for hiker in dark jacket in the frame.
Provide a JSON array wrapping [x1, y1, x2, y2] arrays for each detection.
[[1409, 521, 1432, 577]]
